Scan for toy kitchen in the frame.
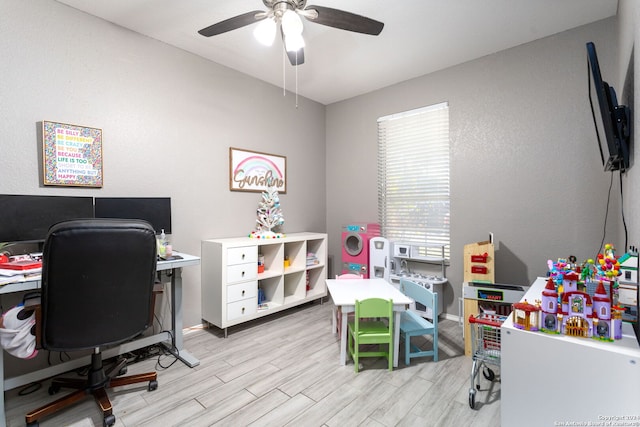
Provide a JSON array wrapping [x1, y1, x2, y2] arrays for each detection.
[[370, 238, 448, 319]]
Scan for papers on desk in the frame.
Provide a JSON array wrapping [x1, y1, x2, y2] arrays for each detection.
[[0, 267, 42, 286]]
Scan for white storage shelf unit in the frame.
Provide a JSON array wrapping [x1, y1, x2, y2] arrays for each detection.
[[201, 232, 327, 335]]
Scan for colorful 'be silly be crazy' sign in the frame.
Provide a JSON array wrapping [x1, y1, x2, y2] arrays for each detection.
[[42, 120, 103, 187]]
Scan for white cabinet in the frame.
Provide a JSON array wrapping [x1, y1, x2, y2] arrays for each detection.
[[501, 277, 640, 426], [201, 232, 327, 336]]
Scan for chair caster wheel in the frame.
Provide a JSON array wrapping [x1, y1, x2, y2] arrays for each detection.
[[148, 380, 158, 391], [48, 384, 60, 395], [468, 388, 476, 409], [118, 366, 128, 376], [103, 414, 116, 427]]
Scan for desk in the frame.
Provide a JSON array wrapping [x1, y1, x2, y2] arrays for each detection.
[[501, 277, 640, 426], [0, 252, 200, 426], [326, 278, 413, 368]]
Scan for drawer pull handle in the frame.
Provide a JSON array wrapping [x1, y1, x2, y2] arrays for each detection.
[[242, 290, 245, 296], [242, 254, 245, 259], [242, 307, 245, 313], [241, 271, 245, 277]]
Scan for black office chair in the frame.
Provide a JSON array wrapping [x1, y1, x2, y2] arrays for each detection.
[[25, 219, 159, 427]]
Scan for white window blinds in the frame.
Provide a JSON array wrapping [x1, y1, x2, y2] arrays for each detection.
[[377, 102, 450, 258]]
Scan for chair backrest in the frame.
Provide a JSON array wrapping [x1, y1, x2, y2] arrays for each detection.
[[336, 273, 363, 279], [354, 298, 393, 325], [400, 278, 438, 322], [41, 218, 158, 351]]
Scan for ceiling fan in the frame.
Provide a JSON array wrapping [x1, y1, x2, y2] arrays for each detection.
[[198, 0, 384, 66]]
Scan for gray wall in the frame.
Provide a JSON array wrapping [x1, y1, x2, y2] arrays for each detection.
[[326, 16, 637, 318], [0, 0, 326, 328], [1, 0, 637, 326]]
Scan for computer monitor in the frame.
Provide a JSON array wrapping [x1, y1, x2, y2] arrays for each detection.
[[0, 194, 94, 243], [94, 197, 171, 235]]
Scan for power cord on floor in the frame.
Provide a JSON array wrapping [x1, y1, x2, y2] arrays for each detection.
[[16, 335, 180, 397]]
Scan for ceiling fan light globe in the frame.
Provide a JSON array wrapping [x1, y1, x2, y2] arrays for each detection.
[[253, 18, 276, 46], [281, 9, 303, 35], [285, 33, 305, 52]]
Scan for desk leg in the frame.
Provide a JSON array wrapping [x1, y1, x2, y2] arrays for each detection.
[[162, 267, 200, 368], [340, 310, 348, 366], [393, 312, 401, 368]]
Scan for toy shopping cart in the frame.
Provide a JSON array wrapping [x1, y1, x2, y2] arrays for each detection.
[[468, 312, 507, 409]]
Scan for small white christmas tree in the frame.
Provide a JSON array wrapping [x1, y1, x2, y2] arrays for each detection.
[[251, 186, 285, 238]]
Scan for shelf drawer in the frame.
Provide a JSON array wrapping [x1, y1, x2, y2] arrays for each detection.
[[227, 246, 258, 265], [227, 297, 257, 321], [227, 263, 258, 283], [227, 281, 258, 303]]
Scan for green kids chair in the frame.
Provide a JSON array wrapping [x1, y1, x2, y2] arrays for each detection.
[[347, 298, 393, 372]]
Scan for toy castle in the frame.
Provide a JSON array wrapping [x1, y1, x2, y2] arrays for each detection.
[[513, 245, 629, 340], [538, 273, 622, 340], [512, 272, 624, 341]]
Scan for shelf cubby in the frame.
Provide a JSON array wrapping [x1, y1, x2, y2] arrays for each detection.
[[306, 266, 326, 298], [284, 270, 305, 304], [259, 242, 283, 277], [284, 240, 305, 273], [259, 275, 283, 307]]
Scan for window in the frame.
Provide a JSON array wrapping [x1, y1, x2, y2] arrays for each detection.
[[377, 102, 450, 258]]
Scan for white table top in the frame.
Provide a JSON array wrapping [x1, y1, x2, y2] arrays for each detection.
[[326, 278, 413, 306]]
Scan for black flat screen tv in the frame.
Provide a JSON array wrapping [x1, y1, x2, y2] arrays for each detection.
[[94, 197, 171, 235], [586, 42, 631, 172], [0, 194, 94, 243]]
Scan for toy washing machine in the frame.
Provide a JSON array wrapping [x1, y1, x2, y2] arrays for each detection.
[[341, 223, 380, 278]]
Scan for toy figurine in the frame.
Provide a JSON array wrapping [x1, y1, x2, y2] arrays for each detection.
[[580, 258, 596, 283]]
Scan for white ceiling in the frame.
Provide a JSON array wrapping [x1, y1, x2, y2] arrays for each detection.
[[55, 0, 618, 105]]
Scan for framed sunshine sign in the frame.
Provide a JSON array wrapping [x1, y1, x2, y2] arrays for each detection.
[[229, 147, 286, 193], [42, 121, 103, 187]]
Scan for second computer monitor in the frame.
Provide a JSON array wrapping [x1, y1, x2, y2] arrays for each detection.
[[94, 197, 171, 235]]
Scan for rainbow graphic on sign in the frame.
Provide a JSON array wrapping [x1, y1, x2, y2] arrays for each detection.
[[236, 155, 283, 178], [230, 149, 286, 192]]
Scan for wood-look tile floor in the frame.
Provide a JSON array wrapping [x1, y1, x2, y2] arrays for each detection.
[[4, 301, 501, 426]]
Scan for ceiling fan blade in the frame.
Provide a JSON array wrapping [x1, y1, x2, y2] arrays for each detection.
[[198, 10, 265, 37], [304, 5, 384, 35]]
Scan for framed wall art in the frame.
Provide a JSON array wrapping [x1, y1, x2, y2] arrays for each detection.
[[229, 147, 287, 193], [42, 120, 103, 187]]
